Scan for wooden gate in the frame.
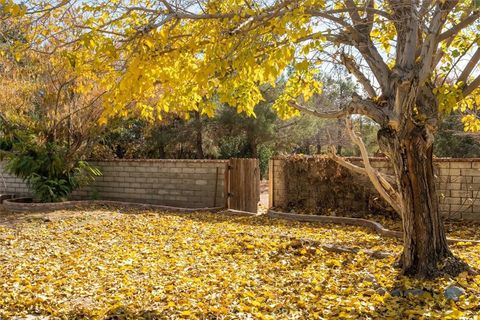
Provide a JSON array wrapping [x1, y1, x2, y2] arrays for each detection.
[[225, 158, 260, 213]]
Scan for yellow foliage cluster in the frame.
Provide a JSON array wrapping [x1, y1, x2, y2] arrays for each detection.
[[434, 84, 480, 132], [0, 50, 105, 139], [0, 0, 25, 16], [2, 0, 324, 123], [0, 210, 479, 319], [4, 0, 479, 131], [96, 9, 320, 122]]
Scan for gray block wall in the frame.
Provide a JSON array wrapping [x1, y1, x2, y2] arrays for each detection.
[[0, 162, 29, 196], [0, 160, 228, 209]]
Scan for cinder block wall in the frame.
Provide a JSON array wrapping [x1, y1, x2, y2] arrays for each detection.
[[0, 160, 228, 208], [0, 162, 29, 196], [270, 157, 480, 220]]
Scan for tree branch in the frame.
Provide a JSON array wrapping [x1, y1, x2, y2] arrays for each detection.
[[328, 146, 368, 175], [432, 36, 454, 72], [419, 0, 434, 18], [463, 74, 480, 97], [327, 145, 396, 184], [352, 35, 392, 95], [305, 9, 351, 28], [289, 95, 389, 127], [394, 1, 419, 69], [322, 7, 392, 20], [418, 2, 455, 82], [307, 9, 393, 93], [340, 53, 377, 98], [458, 47, 480, 85], [364, 0, 375, 34], [344, 0, 362, 24], [344, 117, 402, 215], [438, 11, 480, 42]]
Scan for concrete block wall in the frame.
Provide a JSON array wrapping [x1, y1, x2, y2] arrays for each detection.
[[270, 157, 480, 220], [0, 162, 29, 196], [0, 160, 228, 209], [434, 159, 480, 220]]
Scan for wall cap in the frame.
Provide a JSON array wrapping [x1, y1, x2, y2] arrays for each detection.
[[270, 156, 480, 162], [88, 159, 229, 163]]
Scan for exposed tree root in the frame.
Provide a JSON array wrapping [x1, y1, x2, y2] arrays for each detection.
[[437, 255, 472, 277], [395, 252, 474, 278], [266, 209, 480, 278], [320, 243, 393, 259], [236, 231, 395, 259]]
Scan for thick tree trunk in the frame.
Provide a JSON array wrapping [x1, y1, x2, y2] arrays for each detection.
[[194, 111, 204, 159], [158, 143, 166, 159], [246, 132, 258, 158], [378, 125, 467, 277]]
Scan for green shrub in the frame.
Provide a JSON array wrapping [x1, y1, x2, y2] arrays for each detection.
[[258, 145, 274, 179], [0, 132, 101, 202]]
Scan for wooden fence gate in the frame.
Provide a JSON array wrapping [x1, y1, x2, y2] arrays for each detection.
[[226, 158, 260, 213]]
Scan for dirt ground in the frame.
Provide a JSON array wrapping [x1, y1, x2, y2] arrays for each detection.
[[258, 180, 269, 213]]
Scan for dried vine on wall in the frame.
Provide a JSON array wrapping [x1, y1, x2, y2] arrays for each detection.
[[281, 155, 395, 217]]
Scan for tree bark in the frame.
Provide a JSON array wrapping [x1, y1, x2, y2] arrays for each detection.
[[378, 125, 467, 277], [194, 111, 204, 159], [246, 131, 258, 158], [158, 143, 166, 159]]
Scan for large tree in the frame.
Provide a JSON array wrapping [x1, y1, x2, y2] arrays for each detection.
[[6, 0, 480, 277]]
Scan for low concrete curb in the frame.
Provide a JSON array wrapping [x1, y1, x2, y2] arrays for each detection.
[[3, 197, 224, 213], [0, 194, 13, 203]]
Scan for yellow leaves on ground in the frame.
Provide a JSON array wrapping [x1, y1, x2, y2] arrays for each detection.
[[0, 209, 479, 319]]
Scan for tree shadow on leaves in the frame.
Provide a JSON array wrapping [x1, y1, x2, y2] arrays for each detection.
[[65, 306, 167, 320]]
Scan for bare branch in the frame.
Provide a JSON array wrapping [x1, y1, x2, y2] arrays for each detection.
[[344, 117, 402, 215], [418, 2, 455, 82], [340, 53, 377, 98], [352, 36, 392, 95], [463, 74, 480, 97], [438, 11, 480, 42], [159, 0, 174, 13], [289, 95, 389, 127], [344, 0, 362, 24], [327, 146, 396, 187], [419, 0, 434, 18], [322, 7, 393, 20], [306, 8, 391, 92], [458, 47, 480, 84], [328, 146, 367, 176], [305, 9, 351, 28]]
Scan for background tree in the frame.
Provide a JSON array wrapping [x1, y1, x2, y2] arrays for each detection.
[[434, 114, 480, 158], [0, 17, 104, 201]]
